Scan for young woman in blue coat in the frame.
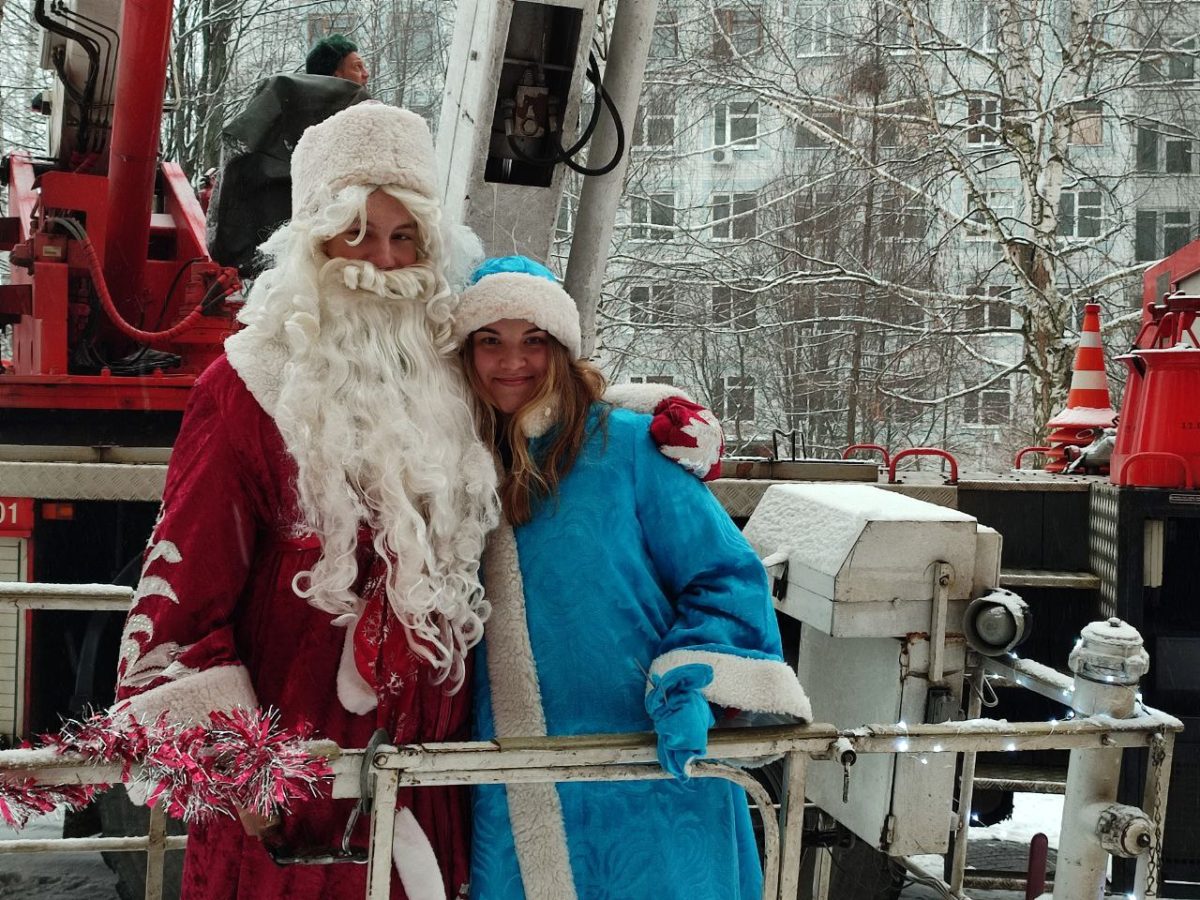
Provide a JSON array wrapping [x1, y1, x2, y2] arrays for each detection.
[[454, 257, 811, 900]]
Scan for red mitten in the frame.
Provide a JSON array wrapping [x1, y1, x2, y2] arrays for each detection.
[[649, 395, 724, 482]]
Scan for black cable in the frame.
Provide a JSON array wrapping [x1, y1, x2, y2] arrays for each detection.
[[558, 52, 606, 157], [503, 51, 626, 177], [555, 55, 625, 176], [154, 256, 206, 330], [34, 0, 100, 152], [199, 276, 232, 314], [52, 0, 119, 154]]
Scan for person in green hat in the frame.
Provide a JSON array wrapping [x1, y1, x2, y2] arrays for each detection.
[[305, 33, 369, 85]]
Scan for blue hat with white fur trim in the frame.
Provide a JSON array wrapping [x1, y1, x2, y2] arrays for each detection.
[[454, 256, 582, 358]]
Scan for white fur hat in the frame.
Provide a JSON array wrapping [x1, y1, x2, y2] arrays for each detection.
[[454, 271, 582, 359], [291, 102, 438, 221]]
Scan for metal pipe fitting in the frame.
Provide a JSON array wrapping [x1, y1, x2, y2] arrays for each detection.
[[1053, 619, 1150, 898], [1090, 803, 1154, 858]]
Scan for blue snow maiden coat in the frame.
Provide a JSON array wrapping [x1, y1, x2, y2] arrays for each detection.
[[470, 404, 812, 900]]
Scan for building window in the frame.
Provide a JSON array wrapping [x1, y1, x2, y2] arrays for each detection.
[[796, 3, 840, 55], [1058, 189, 1102, 239], [964, 376, 1011, 424], [630, 193, 676, 241], [1140, 37, 1196, 83], [306, 14, 355, 44], [1135, 210, 1200, 261], [713, 6, 762, 58], [795, 189, 840, 250], [711, 192, 757, 240], [966, 190, 1013, 239], [967, 97, 1001, 145], [879, 191, 927, 239], [630, 374, 677, 385], [967, 286, 1013, 329], [714, 101, 759, 150], [712, 284, 757, 327], [715, 375, 756, 421], [629, 284, 677, 324], [966, 1, 998, 52], [795, 113, 842, 148], [1068, 101, 1104, 146], [1137, 126, 1194, 174], [555, 194, 575, 239], [634, 98, 677, 150], [879, 7, 916, 49], [1169, 38, 1197, 80], [652, 10, 681, 58]]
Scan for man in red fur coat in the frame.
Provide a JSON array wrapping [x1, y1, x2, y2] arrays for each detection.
[[115, 103, 499, 900]]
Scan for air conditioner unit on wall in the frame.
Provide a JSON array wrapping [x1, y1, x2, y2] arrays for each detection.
[[712, 149, 728, 162]]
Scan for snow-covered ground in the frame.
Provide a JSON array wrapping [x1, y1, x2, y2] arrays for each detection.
[[0, 808, 120, 899], [902, 792, 1064, 899]]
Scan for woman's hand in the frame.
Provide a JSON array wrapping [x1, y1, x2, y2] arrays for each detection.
[[645, 663, 716, 780]]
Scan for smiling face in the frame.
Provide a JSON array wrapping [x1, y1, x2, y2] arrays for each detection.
[[323, 189, 419, 270], [470, 318, 551, 414]]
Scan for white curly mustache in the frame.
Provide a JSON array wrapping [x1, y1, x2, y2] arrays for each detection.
[[319, 256, 439, 301]]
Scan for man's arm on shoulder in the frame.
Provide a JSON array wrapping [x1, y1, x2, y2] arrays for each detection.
[[603, 383, 723, 482]]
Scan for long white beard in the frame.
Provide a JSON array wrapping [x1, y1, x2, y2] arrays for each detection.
[[264, 257, 499, 689]]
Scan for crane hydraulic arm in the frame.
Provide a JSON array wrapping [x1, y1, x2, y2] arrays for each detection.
[[0, 0, 239, 427]]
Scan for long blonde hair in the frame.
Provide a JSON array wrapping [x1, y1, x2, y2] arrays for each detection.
[[463, 336, 606, 525]]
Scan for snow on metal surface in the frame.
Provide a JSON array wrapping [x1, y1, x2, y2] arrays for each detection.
[[744, 483, 975, 577]]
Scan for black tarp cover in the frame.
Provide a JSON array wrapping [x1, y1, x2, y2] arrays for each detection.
[[207, 73, 370, 277]]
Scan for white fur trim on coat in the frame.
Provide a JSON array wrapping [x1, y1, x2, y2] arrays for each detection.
[[602, 382, 695, 414], [649, 649, 812, 722], [482, 524, 578, 899], [393, 806, 446, 900], [115, 664, 258, 728], [291, 104, 438, 221], [453, 273, 582, 359], [336, 612, 378, 714], [224, 327, 289, 417]]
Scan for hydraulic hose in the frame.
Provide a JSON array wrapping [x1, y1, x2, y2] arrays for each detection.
[[49, 217, 235, 346]]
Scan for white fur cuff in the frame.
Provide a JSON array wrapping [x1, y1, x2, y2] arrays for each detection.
[[337, 614, 378, 715], [602, 383, 695, 414], [649, 650, 811, 721], [114, 664, 258, 728]]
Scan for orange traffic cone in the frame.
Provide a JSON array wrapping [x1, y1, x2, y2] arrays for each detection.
[[1044, 302, 1117, 473]]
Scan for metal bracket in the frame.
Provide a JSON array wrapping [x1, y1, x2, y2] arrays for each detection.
[[928, 561, 953, 687]]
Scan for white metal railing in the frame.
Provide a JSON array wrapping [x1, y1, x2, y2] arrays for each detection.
[[0, 583, 1184, 900], [0, 581, 135, 612], [0, 710, 1181, 900]]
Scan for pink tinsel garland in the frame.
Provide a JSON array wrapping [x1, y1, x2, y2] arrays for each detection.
[[0, 708, 332, 829]]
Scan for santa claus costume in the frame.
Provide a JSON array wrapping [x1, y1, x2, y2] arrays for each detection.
[[113, 109, 726, 900], [114, 104, 501, 900]]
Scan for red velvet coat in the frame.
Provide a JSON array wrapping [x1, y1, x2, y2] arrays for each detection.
[[115, 355, 470, 900]]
